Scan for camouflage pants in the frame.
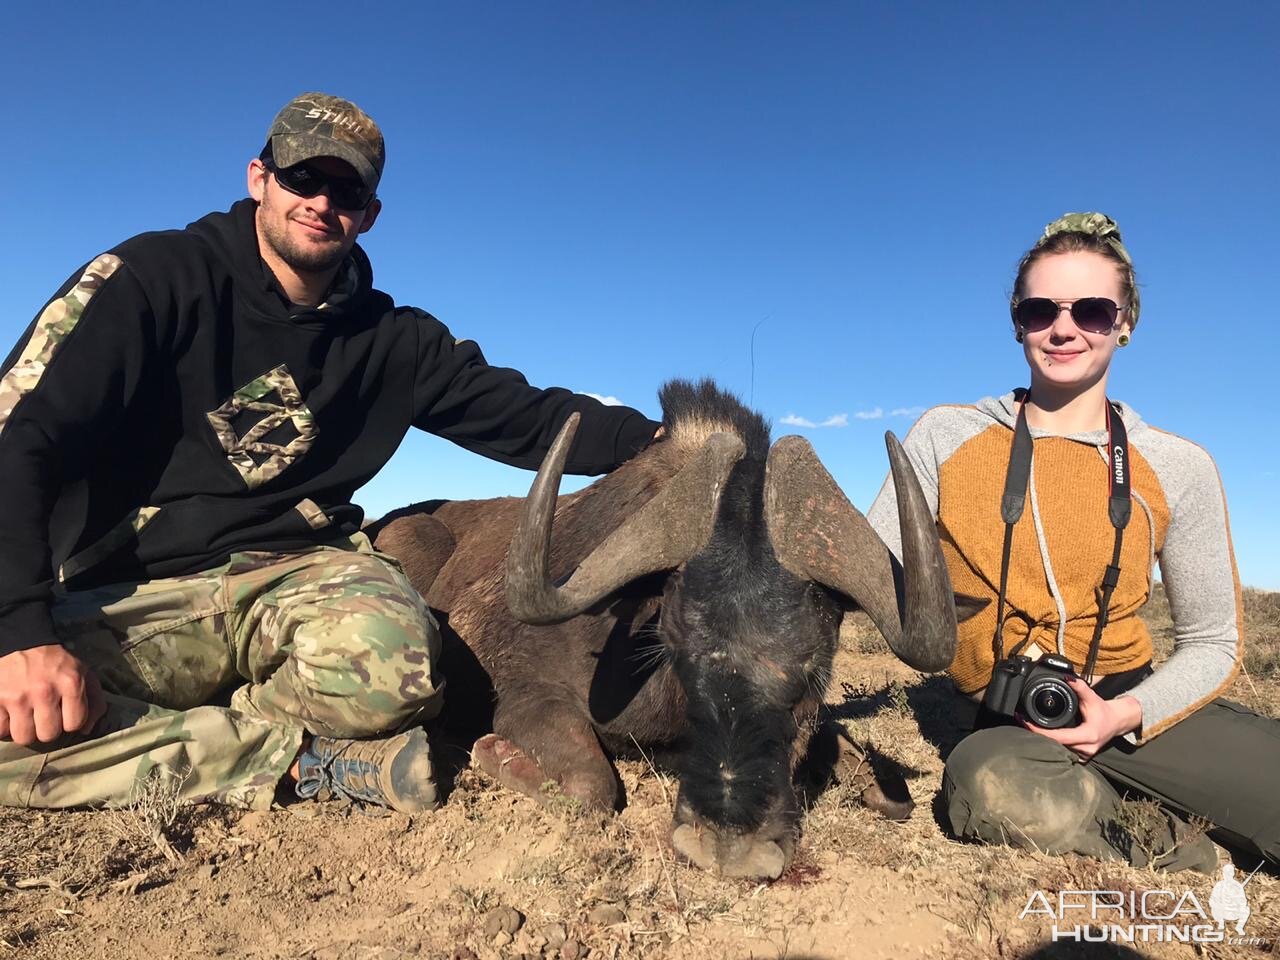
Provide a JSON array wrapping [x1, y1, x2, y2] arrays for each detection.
[[0, 534, 442, 811]]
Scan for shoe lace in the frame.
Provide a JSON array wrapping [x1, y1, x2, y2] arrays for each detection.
[[295, 739, 390, 810]]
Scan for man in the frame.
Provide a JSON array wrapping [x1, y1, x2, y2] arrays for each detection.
[[1209, 863, 1251, 934], [0, 93, 659, 813]]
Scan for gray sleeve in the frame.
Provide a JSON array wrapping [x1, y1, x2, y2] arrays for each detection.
[[1123, 430, 1241, 742], [867, 416, 940, 562], [867, 405, 987, 560]]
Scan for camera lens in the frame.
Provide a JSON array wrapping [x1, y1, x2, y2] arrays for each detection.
[[1022, 678, 1079, 729], [1033, 688, 1066, 718]]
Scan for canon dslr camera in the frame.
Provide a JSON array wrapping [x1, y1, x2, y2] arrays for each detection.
[[983, 653, 1080, 729]]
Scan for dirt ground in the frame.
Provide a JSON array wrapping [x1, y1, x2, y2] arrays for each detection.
[[3, 588, 1278, 960]]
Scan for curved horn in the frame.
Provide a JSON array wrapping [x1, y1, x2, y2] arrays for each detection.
[[763, 432, 956, 672], [506, 414, 747, 625]]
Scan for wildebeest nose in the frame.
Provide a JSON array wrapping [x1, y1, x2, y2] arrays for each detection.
[[671, 822, 790, 880]]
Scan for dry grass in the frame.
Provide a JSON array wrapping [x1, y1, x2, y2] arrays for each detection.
[[1, 590, 1276, 960], [433, 760, 754, 957], [1241, 587, 1280, 680], [1107, 797, 1212, 871], [0, 766, 206, 952], [823, 590, 1280, 958], [99, 765, 193, 865], [1147, 581, 1280, 715]]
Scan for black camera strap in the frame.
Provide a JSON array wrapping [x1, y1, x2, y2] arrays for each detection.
[[991, 390, 1131, 683]]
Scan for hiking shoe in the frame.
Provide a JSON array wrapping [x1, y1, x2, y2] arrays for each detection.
[[295, 727, 438, 812]]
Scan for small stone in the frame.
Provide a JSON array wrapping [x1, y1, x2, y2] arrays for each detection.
[[587, 903, 626, 926], [237, 810, 270, 833], [337, 878, 354, 896], [559, 941, 582, 960], [490, 931, 513, 948], [541, 923, 567, 948], [196, 864, 218, 882], [347, 871, 364, 886], [481, 906, 524, 937]]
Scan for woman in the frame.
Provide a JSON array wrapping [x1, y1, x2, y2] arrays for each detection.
[[867, 213, 1277, 872]]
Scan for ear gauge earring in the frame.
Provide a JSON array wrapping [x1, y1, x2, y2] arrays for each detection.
[[1117, 334, 1130, 347], [1015, 328, 1025, 343]]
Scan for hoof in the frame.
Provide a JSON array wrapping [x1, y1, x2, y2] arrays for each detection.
[[859, 780, 914, 821], [823, 722, 915, 820], [470, 734, 552, 800]]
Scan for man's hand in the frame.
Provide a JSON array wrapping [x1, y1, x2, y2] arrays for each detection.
[[1023, 677, 1142, 759], [0, 645, 107, 746]]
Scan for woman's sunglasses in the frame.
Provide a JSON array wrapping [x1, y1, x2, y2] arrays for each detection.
[[263, 159, 376, 211], [1012, 297, 1127, 335]]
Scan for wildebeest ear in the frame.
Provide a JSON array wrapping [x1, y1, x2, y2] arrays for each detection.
[[954, 594, 989, 623]]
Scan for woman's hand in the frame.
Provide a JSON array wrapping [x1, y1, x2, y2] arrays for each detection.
[[1023, 677, 1142, 758]]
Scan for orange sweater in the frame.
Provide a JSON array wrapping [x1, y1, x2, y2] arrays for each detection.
[[938, 425, 1166, 693], [867, 393, 1243, 741]]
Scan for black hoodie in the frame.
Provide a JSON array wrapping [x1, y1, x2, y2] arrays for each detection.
[[0, 199, 659, 656]]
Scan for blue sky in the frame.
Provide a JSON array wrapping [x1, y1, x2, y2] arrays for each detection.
[[5, 3, 1278, 588]]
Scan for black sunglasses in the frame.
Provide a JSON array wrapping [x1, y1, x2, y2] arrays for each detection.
[[263, 158, 375, 211], [1012, 297, 1127, 336]]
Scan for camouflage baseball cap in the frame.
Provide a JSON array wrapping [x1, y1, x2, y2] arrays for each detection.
[[265, 92, 385, 194]]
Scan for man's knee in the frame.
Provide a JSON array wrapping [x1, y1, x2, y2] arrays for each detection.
[[294, 608, 443, 736], [943, 726, 1104, 852], [236, 547, 445, 736]]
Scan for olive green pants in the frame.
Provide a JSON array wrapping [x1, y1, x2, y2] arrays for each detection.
[[0, 534, 442, 811], [942, 699, 1280, 873]]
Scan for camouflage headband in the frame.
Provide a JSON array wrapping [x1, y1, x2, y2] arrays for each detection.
[[1037, 212, 1140, 326]]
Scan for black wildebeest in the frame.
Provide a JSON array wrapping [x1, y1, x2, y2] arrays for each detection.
[[371, 380, 957, 879]]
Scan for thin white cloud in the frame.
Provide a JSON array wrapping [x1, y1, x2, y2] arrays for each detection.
[[854, 407, 884, 420], [779, 412, 850, 429], [585, 392, 624, 406], [890, 406, 925, 418]]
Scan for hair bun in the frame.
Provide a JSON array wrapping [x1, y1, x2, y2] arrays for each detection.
[[1039, 212, 1132, 265]]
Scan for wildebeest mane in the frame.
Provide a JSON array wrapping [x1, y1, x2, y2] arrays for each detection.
[[544, 379, 769, 581], [659, 378, 770, 462]]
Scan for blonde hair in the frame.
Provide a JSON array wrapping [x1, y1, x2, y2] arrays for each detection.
[[1011, 212, 1141, 329]]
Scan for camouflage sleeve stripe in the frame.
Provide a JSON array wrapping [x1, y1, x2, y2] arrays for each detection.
[[58, 506, 161, 583], [0, 254, 124, 438], [295, 498, 331, 530]]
